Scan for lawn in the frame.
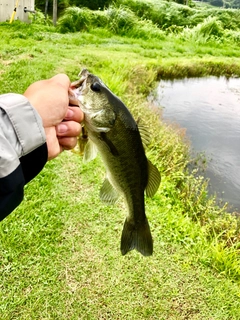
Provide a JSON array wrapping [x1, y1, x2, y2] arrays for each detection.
[[0, 20, 240, 319]]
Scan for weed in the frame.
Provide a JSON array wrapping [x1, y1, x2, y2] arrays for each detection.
[[0, 10, 240, 318]]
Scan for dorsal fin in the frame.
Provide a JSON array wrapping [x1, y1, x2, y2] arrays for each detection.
[[136, 118, 151, 148]]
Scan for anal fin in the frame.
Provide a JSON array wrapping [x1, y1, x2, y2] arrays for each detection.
[[100, 177, 119, 204]]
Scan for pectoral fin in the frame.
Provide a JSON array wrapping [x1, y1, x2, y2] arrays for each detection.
[[145, 160, 161, 197], [83, 139, 98, 163], [100, 177, 119, 204]]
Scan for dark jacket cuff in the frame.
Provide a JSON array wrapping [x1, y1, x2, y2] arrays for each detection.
[[20, 143, 48, 184], [0, 143, 48, 221]]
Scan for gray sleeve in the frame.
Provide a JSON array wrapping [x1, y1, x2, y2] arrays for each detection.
[[0, 93, 46, 178]]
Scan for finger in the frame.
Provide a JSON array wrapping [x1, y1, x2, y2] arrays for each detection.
[[59, 136, 78, 150], [45, 127, 62, 160], [69, 88, 79, 106], [56, 121, 82, 137], [64, 106, 84, 122], [50, 74, 71, 90]]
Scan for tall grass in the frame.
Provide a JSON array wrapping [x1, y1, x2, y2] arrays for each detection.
[[57, 6, 102, 32], [182, 16, 224, 44], [57, 4, 165, 40], [116, 0, 240, 30], [105, 5, 136, 34], [56, 3, 240, 45], [105, 5, 165, 39]]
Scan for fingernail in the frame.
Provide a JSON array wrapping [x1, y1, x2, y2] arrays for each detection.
[[57, 123, 68, 133], [66, 109, 74, 119]]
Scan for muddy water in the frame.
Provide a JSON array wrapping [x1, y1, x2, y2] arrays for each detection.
[[155, 77, 240, 211]]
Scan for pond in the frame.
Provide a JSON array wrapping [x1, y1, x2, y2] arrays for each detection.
[[154, 76, 240, 212]]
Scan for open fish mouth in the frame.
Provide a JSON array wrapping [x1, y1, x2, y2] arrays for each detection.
[[69, 69, 90, 105], [71, 69, 90, 90]]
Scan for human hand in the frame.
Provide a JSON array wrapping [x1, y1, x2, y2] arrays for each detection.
[[24, 74, 84, 160]]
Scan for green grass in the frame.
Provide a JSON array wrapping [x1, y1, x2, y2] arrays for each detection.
[[2, 153, 240, 319], [0, 20, 240, 319], [116, 0, 240, 30]]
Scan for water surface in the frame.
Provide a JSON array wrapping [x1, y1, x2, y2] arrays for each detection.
[[155, 77, 240, 211]]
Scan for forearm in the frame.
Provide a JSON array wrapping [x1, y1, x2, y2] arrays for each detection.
[[0, 94, 47, 221]]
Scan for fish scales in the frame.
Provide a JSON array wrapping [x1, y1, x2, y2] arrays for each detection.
[[71, 69, 161, 256]]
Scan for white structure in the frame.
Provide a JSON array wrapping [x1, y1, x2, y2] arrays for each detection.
[[0, 0, 35, 23]]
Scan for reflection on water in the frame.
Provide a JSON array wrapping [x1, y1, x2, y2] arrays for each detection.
[[156, 77, 240, 211]]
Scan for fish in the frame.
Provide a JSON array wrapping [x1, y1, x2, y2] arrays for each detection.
[[71, 69, 161, 256]]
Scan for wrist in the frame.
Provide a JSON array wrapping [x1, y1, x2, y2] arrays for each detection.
[[0, 93, 46, 156]]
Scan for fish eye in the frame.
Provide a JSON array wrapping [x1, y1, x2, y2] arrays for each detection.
[[90, 82, 101, 92]]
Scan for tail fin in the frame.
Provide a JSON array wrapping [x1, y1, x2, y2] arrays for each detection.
[[120, 218, 153, 256]]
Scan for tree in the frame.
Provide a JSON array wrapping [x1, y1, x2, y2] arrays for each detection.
[[53, 0, 57, 25]]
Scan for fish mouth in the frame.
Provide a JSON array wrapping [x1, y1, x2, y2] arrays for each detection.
[[69, 69, 90, 105], [71, 69, 90, 90], [71, 71, 87, 89], [71, 77, 85, 90]]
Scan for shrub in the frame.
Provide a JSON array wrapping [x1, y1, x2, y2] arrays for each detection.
[[128, 19, 166, 40], [57, 4, 164, 40], [57, 6, 95, 32], [104, 5, 137, 34], [29, 8, 52, 25], [116, 0, 240, 31], [183, 16, 224, 43], [224, 30, 240, 44]]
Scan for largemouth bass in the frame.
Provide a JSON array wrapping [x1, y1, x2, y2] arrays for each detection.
[[71, 69, 161, 256]]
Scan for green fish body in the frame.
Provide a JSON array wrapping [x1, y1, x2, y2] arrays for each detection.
[[71, 69, 161, 256]]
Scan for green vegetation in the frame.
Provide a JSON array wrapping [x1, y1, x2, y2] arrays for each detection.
[[56, 0, 240, 36], [35, 0, 240, 9], [1, 1, 240, 318], [35, 0, 114, 11], [118, 0, 240, 29]]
